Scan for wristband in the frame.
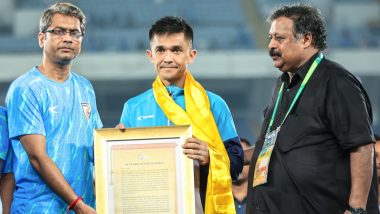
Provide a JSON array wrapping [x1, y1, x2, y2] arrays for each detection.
[[348, 206, 367, 214], [66, 196, 83, 212]]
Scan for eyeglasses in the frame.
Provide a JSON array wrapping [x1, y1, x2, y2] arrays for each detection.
[[45, 28, 84, 40]]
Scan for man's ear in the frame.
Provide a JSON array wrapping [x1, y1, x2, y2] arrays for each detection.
[[146, 49, 154, 63], [302, 33, 313, 48], [38, 32, 45, 49], [187, 49, 197, 64]]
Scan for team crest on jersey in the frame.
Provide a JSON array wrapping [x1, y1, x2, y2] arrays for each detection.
[[81, 102, 92, 120]]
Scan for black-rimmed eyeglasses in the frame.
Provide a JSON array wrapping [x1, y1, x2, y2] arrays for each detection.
[[45, 28, 84, 40]]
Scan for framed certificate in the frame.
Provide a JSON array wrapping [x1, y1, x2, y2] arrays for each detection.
[[94, 125, 195, 214]]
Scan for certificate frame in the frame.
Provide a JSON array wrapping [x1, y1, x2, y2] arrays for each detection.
[[94, 125, 195, 214]]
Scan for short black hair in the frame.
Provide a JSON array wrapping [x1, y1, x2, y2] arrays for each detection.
[[40, 2, 86, 34], [149, 16, 193, 45], [268, 3, 327, 50]]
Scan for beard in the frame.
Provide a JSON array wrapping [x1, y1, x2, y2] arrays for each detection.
[[56, 58, 73, 66], [54, 54, 77, 66], [52, 46, 79, 66]]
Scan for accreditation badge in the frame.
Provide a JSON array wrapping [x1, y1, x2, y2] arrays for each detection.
[[252, 127, 280, 187]]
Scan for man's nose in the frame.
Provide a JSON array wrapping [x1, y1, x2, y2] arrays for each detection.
[[268, 38, 276, 49], [163, 51, 173, 62], [62, 32, 74, 42]]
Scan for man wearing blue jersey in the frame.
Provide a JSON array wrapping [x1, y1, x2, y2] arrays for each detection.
[[5, 3, 102, 213], [0, 107, 14, 214], [118, 16, 244, 213]]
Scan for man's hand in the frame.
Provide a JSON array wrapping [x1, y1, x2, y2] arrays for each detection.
[[182, 137, 210, 165], [115, 123, 125, 129], [72, 200, 96, 214]]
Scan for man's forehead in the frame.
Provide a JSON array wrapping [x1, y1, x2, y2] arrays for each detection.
[[49, 13, 81, 29], [150, 33, 191, 48], [270, 17, 294, 32]]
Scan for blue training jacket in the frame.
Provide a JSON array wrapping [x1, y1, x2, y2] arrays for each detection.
[[119, 85, 244, 207]]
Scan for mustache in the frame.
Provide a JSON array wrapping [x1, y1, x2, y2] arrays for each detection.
[[269, 49, 281, 57]]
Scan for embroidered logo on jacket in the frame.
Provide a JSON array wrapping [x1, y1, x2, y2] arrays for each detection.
[[81, 103, 91, 120], [137, 114, 155, 121]]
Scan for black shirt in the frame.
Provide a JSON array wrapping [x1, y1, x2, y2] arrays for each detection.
[[246, 53, 378, 214]]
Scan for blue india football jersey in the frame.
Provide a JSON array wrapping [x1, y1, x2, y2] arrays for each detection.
[[6, 67, 102, 213], [120, 85, 238, 141]]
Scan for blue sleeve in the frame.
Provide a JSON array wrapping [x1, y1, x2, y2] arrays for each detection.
[[209, 93, 244, 180], [93, 110, 103, 129], [87, 83, 103, 129], [0, 107, 9, 161], [91, 100, 103, 129], [224, 136, 243, 180], [6, 85, 45, 139], [2, 144, 13, 174], [120, 102, 131, 127]]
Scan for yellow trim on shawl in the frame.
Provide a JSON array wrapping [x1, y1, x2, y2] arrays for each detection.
[[152, 70, 236, 213]]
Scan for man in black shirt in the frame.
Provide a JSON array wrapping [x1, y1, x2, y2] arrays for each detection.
[[246, 3, 378, 214]]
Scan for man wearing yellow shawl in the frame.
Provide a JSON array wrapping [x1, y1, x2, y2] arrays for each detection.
[[118, 16, 243, 213]]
